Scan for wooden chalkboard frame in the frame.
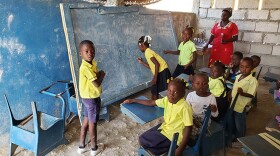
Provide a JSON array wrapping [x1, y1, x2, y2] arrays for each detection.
[[60, 3, 178, 123]]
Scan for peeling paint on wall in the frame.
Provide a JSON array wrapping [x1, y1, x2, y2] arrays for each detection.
[[0, 37, 26, 54], [7, 14, 13, 30], [0, 69, 3, 82]]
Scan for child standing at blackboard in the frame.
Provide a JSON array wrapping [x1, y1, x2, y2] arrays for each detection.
[[137, 35, 171, 100], [164, 26, 197, 78], [77, 40, 105, 156]]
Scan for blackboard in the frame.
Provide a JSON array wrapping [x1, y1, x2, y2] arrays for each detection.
[[60, 3, 178, 108]]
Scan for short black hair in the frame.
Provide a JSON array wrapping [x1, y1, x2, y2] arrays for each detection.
[[241, 57, 254, 67], [183, 26, 194, 37], [212, 61, 226, 74], [193, 73, 209, 83], [233, 51, 243, 60], [79, 40, 95, 50], [251, 55, 261, 62]]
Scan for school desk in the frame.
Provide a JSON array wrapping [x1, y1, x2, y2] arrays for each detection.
[[237, 131, 280, 156], [120, 96, 164, 125]]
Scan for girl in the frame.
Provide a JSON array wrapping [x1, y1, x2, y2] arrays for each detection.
[[137, 35, 171, 100], [164, 26, 197, 78]]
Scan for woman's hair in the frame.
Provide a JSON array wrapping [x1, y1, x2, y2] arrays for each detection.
[[212, 61, 226, 74], [79, 40, 95, 50], [138, 35, 152, 48], [233, 51, 243, 60]]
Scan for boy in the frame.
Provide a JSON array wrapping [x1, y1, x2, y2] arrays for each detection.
[[225, 51, 243, 89], [123, 79, 193, 155], [186, 73, 218, 135], [77, 40, 105, 155], [251, 55, 261, 77], [208, 61, 229, 121], [164, 26, 197, 78], [230, 57, 258, 146]]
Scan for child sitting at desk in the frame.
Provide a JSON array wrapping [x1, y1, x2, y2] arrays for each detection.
[[209, 61, 229, 121], [225, 51, 243, 89], [186, 73, 218, 135], [123, 79, 193, 155], [137, 35, 171, 100], [229, 57, 258, 145], [251, 55, 261, 77]]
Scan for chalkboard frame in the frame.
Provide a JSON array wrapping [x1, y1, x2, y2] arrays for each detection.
[[60, 3, 178, 120]]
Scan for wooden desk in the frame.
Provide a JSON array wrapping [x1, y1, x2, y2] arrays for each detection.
[[266, 117, 280, 133], [196, 48, 210, 68], [238, 131, 280, 156]]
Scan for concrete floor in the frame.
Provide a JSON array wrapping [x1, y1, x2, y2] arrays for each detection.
[[0, 78, 279, 156]]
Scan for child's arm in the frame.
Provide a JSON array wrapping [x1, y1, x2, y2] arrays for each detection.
[[210, 104, 218, 117], [163, 50, 180, 55], [184, 51, 197, 69], [176, 126, 192, 156], [150, 57, 159, 85], [137, 57, 150, 69], [123, 99, 156, 106], [92, 70, 105, 87], [237, 87, 255, 98], [225, 63, 233, 80]]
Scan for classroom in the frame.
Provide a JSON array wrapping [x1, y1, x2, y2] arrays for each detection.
[[0, 0, 280, 155]]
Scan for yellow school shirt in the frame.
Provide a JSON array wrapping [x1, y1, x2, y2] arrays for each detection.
[[156, 97, 193, 145], [79, 59, 102, 98], [144, 48, 168, 75], [209, 76, 226, 97], [251, 68, 257, 76], [231, 74, 258, 113], [178, 40, 196, 65]]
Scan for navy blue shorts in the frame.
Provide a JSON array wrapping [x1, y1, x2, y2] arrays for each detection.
[[151, 68, 171, 95], [82, 98, 101, 123], [139, 124, 171, 155], [172, 64, 194, 78]]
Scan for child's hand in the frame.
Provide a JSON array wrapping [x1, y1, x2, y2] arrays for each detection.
[[209, 104, 217, 112], [99, 70, 105, 78], [237, 87, 243, 95], [123, 99, 134, 104], [228, 63, 233, 69], [163, 50, 168, 54], [137, 57, 143, 64]]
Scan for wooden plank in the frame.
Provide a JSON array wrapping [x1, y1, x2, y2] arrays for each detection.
[[238, 131, 280, 156], [120, 96, 164, 125]]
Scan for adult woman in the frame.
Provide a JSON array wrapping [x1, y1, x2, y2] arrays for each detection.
[[203, 8, 238, 66]]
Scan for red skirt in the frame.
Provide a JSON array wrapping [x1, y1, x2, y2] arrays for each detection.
[[209, 43, 233, 66]]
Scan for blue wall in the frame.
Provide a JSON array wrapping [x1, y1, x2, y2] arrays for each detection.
[[0, 0, 79, 144]]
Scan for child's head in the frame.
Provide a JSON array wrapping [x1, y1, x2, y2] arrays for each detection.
[[167, 78, 186, 104], [192, 73, 209, 95], [138, 36, 152, 52], [182, 26, 194, 42], [210, 61, 225, 79], [240, 57, 254, 77], [231, 51, 243, 67], [251, 55, 261, 68], [79, 40, 95, 63]]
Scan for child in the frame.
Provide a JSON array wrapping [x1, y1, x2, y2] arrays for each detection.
[[251, 55, 261, 77], [209, 61, 229, 121], [230, 57, 258, 145], [77, 40, 105, 155], [186, 73, 218, 135], [225, 51, 243, 88], [137, 35, 171, 100], [164, 26, 197, 78], [123, 79, 193, 155]]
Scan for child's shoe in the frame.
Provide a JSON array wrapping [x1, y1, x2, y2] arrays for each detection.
[[91, 143, 104, 156], [77, 146, 86, 154]]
